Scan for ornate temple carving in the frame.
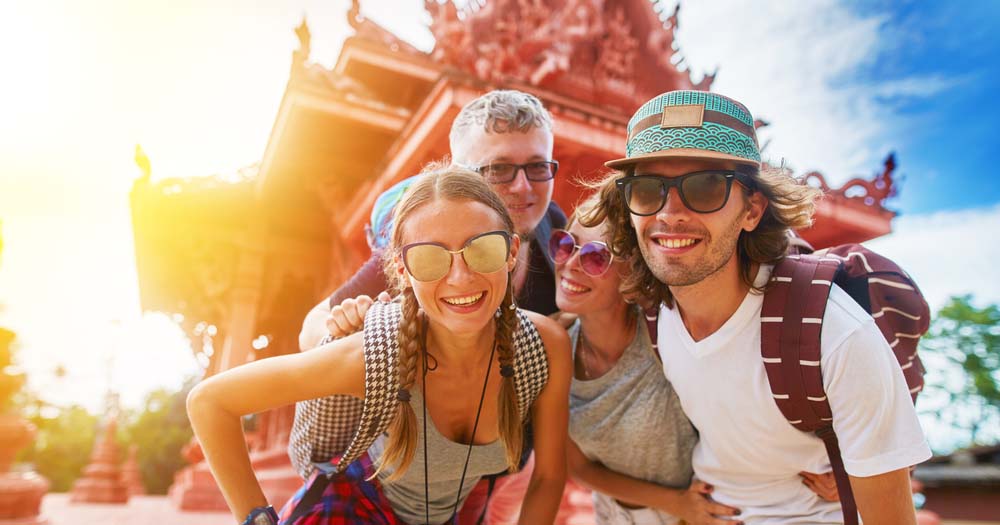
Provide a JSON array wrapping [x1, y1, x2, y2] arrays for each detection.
[[424, 0, 710, 112], [805, 153, 898, 210]]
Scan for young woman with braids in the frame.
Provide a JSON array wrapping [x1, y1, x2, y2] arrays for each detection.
[[187, 167, 571, 525]]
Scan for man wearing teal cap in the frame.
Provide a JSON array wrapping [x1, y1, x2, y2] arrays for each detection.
[[587, 91, 931, 523]]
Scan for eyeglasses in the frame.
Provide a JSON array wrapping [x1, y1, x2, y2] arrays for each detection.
[[616, 170, 757, 216], [401, 231, 511, 282], [548, 229, 615, 276], [471, 161, 559, 184]]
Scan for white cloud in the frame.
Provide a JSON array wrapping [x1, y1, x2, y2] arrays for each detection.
[[672, 0, 941, 185], [866, 203, 1000, 310], [867, 205, 1000, 452], [870, 74, 966, 99]]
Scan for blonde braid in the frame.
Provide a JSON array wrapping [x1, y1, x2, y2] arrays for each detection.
[[495, 273, 523, 472], [374, 287, 420, 480]]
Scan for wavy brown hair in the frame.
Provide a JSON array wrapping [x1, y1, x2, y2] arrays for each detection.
[[580, 165, 823, 306], [375, 165, 524, 479]]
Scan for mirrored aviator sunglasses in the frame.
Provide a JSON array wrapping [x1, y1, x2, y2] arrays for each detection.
[[547, 229, 614, 276], [401, 231, 512, 282]]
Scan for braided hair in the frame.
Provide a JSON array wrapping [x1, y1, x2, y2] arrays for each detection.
[[375, 165, 524, 478]]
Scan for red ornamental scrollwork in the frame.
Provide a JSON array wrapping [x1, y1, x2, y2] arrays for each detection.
[[423, 0, 707, 110], [804, 153, 897, 209]]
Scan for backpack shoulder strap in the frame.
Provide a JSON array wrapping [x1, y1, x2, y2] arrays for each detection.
[[332, 300, 403, 473], [760, 256, 840, 431], [511, 309, 550, 420], [762, 256, 860, 524]]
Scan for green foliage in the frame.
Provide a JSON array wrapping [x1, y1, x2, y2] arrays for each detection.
[[15, 379, 196, 494], [921, 295, 1000, 447], [118, 378, 196, 494], [18, 396, 99, 492], [0, 326, 22, 412]]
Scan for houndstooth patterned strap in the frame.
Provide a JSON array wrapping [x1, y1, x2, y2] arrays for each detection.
[[287, 301, 402, 478], [512, 309, 549, 420], [331, 301, 402, 474], [288, 394, 363, 478], [288, 303, 548, 478]]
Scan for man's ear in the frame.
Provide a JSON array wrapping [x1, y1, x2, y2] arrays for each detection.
[[508, 234, 521, 272], [743, 191, 768, 232]]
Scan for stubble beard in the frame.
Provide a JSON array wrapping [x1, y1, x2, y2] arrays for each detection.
[[639, 215, 745, 288]]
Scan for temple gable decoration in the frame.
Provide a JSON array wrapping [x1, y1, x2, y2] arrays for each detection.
[[424, 0, 713, 112]]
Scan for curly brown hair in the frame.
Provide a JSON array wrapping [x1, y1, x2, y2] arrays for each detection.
[[580, 165, 822, 306]]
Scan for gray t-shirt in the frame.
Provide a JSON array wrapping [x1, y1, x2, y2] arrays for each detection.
[[368, 390, 508, 525], [568, 315, 697, 492]]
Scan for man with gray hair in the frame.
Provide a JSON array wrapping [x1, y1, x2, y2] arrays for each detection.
[[296, 89, 566, 524]]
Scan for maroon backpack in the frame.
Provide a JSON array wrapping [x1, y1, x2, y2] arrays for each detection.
[[646, 243, 930, 524]]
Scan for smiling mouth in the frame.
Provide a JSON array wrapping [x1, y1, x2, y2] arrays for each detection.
[[655, 238, 699, 249], [559, 278, 591, 293], [441, 292, 486, 306]]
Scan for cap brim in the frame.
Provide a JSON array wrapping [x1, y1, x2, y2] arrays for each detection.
[[605, 148, 760, 170]]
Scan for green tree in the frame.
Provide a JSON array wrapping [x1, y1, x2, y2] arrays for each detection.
[[118, 379, 196, 494], [17, 396, 99, 492], [920, 295, 1000, 447]]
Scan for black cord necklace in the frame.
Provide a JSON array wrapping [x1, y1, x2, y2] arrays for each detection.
[[420, 319, 497, 525]]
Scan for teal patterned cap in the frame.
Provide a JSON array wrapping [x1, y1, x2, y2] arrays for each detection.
[[606, 90, 761, 170]]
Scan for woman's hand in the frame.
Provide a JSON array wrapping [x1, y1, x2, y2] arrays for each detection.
[[800, 471, 840, 502], [672, 480, 743, 525]]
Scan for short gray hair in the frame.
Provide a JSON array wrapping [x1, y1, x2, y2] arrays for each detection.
[[449, 90, 553, 159]]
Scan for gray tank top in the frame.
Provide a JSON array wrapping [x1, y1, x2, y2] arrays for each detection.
[[568, 314, 697, 492], [368, 390, 508, 525]]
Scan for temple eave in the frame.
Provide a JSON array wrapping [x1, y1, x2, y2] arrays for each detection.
[[801, 197, 895, 248]]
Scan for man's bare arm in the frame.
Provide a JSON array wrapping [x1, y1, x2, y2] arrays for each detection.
[[298, 299, 334, 351], [298, 249, 389, 351], [850, 468, 917, 525]]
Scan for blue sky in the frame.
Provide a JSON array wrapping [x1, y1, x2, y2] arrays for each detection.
[[845, 0, 1000, 214]]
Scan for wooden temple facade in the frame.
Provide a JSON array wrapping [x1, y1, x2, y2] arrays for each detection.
[[129, 0, 902, 517]]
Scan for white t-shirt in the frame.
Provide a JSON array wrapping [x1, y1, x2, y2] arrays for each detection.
[[657, 266, 931, 524]]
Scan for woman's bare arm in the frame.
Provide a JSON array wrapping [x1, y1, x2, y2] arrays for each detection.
[[187, 332, 366, 522], [567, 439, 739, 524]]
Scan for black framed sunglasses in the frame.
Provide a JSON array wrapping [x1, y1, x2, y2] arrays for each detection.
[[401, 230, 512, 282], [615, 169, 757, 216], [471, 161, 559, 184]]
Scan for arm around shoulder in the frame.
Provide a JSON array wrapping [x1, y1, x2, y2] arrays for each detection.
[[298, 249, 390, 351]]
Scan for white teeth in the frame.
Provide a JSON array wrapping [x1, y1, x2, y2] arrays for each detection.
[[656, 238, 697, 249], [560, 279, 590, 293], [442, 292, 485, 306]]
